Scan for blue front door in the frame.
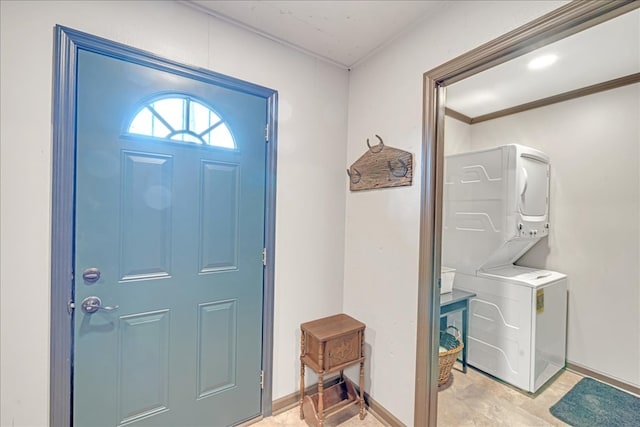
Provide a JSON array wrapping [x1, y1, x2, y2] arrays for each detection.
[[73, 49, 267, 426]]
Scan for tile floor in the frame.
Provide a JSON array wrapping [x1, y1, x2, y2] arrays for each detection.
[[252, 404, 384, 427], [253, 366, 582, 426], [437, 366, 581, 426]]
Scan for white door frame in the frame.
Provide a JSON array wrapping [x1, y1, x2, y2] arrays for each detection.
[[49, 26, 278, 426]]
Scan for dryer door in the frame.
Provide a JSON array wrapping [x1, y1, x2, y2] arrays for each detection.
[[518, 154, 549, 218]]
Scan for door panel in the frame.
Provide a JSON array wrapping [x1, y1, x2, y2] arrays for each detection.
[[199, 161, 239, 272], [118, 310, 171, 424], [197, 300, 238, 397], [120, 151, 174, 280], [74, 49, 266, 426]]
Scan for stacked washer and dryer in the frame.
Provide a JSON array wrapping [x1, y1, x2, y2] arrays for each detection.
[[442, 144, 567, 393]]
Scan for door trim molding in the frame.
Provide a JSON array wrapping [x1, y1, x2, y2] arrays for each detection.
[[415, 1, 639, 426], [262, 90, 279, 416], [50, 26, 77, 427], [50, 25, 278, 426]]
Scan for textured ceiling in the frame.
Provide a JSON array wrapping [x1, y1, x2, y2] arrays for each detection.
[[185, 0, 446, 68], [183, 1, 639, 117]]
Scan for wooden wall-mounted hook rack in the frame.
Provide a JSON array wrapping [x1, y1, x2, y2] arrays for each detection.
[[346, 135, 413, 191]]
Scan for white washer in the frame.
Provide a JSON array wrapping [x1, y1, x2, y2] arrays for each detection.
[[454, 266, 567, 393]]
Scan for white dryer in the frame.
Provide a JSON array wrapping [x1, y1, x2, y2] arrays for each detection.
[[442, 144, 567, 393]]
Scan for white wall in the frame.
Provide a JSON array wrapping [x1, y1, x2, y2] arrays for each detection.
[[343, 1, 568, 424], [0, 1, 348, 426], [467, 85, 640, 388], [444, 117, 473, 156]]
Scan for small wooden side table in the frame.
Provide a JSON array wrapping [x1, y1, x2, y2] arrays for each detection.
[[300, 314, 366, 426]]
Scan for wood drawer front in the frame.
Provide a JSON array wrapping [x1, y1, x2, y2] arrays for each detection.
[[325, 333, 360, 370]]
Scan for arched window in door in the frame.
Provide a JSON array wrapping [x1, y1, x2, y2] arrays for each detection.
[[127, 95, 236, 148]]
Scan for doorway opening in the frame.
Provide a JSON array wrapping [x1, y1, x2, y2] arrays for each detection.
[[415, 1, 639, 425]]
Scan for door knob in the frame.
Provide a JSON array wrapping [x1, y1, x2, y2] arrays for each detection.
[[81, 296, 119, 314]]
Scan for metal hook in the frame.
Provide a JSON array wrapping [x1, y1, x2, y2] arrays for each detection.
[[388, 159, 408, 178], [366, 134, 384, 153], [346, 167, 362, 184]]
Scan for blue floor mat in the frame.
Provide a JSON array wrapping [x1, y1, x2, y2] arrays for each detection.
[[550, 377, 640, 427]]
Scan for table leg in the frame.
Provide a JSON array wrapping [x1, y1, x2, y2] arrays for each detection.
[[462, 305, 468, 373], [318, 342, 325, 427], [358, 360, 365, 419], [359, 330, 365, 420], [317, 373, 324, 427], [299, 331, 305, 420]]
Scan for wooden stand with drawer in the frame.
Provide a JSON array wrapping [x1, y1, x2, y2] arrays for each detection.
[[300, 314, 366, 427]]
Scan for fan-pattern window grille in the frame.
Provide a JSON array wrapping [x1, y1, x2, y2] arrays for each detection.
[[128, 95, 235, 148]]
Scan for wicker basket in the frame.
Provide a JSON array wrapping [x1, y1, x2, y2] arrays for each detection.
[[438, 326, 463, 386]]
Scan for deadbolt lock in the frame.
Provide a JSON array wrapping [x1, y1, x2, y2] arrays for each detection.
[[82, 267, 101, 283]]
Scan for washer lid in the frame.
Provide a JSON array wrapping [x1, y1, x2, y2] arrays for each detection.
[[479, 265, 566, 288]]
